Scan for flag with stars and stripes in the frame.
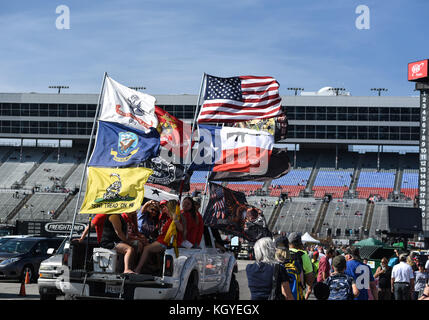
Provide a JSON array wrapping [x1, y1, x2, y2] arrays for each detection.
[[197, 74, 283, 123]]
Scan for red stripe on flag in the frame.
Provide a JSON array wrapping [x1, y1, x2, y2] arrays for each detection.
[[213, 147, 272, 173]]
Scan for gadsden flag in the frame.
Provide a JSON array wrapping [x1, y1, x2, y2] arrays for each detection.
[[80, 167, 153, 214]]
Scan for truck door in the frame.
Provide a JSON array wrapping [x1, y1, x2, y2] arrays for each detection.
[[202, 227, 224, 293]]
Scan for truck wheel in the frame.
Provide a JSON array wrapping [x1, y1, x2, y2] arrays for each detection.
[[40, 294, 56, 301], [183, 276, 199, 300], [21, 265, 34, 283], [217, 274, 239, 300], [64, 294, 77, 300]]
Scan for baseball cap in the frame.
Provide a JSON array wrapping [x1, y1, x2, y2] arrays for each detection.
[[288, 232, 302, 245], [275, 236, 289, 249], [345, 246, 360, 259], [333, 255, 346, 270]]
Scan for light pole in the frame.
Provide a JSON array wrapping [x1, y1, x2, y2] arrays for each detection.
[[329, 87, 346, 96], [371, 88, 388, 96], [287, 87, 304, 96], [49, 85, 69, 94]]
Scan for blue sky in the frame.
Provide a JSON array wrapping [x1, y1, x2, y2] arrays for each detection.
[[0, 0, 427, 96]]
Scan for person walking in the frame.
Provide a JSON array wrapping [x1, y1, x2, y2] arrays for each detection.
[[288, 232, 314, 300], [345, 247, 378, 300], [374, 257, 392, 300], [246, 237, 294, 300], [391, 253, 415, 300], [317, 248, 335, 283], [413, 262, 428, 300]]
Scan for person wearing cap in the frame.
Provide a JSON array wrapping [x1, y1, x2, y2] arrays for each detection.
[[274, 235, 305, 300], [288, 232, 314, 300], [345, 247, 378, 300], [325, 255, 359, 300], [391, 253, 415, 300], [413, 262, 429, 300]]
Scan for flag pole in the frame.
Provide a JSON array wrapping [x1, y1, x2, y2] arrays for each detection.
[[68, 72, 108, 239], [180, 72, 206, 200]]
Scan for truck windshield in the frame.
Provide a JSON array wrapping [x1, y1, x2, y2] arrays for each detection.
[[0, 239, 37, 254]]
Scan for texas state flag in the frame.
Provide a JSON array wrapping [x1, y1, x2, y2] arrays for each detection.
[[88, 121, 160, 167], [189, 125, 274, 175]]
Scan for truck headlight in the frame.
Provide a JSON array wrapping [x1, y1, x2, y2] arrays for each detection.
[[39, 265, 55, 271]]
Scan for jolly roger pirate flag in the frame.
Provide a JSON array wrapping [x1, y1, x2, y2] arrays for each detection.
[[88, 121, 160, 167]]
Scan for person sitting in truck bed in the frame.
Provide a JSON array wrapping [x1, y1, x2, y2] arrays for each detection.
[[137, 200, 161, 243], [181, 197, 204, 249], [134, 201, 184, 274], [100, 213, 137, 274], [122, 210, 149, 258]]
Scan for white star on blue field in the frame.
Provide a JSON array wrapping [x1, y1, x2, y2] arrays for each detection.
[[0, 0, 427, 96]]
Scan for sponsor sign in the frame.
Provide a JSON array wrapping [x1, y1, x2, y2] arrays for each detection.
[[408, 60, 429, 82], [44, 222, 86, 233]]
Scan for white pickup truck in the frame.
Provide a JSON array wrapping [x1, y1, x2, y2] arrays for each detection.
[[58, 226, 239, 300]]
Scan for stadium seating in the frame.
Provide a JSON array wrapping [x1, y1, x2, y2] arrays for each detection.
[[272, 198, 322, 234], [322, 199, 367, 237]]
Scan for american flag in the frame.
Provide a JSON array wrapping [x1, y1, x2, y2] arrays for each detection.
[[197, 74, 283, 123], [211, 184, 226, 219]]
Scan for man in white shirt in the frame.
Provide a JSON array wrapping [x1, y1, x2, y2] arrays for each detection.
[[391, 253, 415, 300]]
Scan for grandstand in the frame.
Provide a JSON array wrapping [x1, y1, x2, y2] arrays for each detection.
[[0, 91, 426, 242], [271, 198, 322, 234]]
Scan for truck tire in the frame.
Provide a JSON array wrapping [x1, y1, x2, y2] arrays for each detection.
[[183, 274, 199, 300], [40, 293, 56, 301], [217, 274, 239, 300], [21, 265, 34, 283]]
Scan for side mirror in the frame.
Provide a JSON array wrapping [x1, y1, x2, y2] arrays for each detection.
[[47, 248, 55, 255]]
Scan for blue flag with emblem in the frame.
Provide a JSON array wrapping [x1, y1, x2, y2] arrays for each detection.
[[88, 121, 160, 167]]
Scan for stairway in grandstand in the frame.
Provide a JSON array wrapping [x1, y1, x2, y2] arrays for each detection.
[[313, 199, 329, 235], [267, 200, 284, 232], [392, 154, 405, 198], [348, 154, 363, 196], [303, 154, 321, 196], [362, 200, 375, 233]]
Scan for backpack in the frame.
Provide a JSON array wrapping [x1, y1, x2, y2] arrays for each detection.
[[326, 273, 354, 300], [282, 252, 305, 300]]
